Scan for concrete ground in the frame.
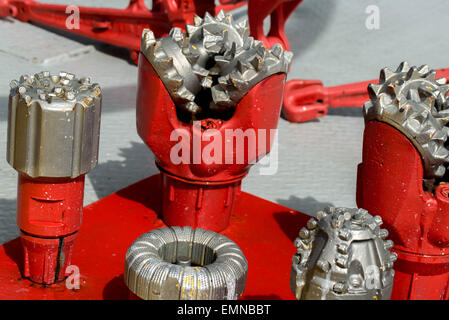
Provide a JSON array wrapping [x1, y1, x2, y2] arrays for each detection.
[[0, 0, 448, 244]]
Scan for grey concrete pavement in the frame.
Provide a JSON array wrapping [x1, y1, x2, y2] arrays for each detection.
[[0, 0, 448, 244]]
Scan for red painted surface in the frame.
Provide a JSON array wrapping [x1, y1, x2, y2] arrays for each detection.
[[248, 0, 302, 51], [0, 174, 309, 300], [16, 174, 85, 285], [0, 0, 302, 61], [159, 172, 242, 231], [3, 0, 448, 126], [17, 174, 85, 237], [282, 68, 449, 123], [136, 54, 286, 232], [0, 0, 289, 63], [357, 121, 449, 300]]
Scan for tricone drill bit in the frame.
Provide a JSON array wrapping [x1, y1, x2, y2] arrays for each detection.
[[136, 11, 292, 232], [357, 62, 449, 299], [141, 10, 292, 117], [363, 61, 449, 180]]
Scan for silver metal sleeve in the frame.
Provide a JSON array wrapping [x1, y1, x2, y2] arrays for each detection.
[[7, 71, 102, 178]]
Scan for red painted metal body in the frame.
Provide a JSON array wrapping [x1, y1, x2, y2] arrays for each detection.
[[0, 174, 309, 300], [0, 0, 300, 62], [282, 68, 449, 123], [16, 174, 85, 284], [357, 121, 449, 300], [4, 0, 449, 300], [0, 0, 246, 63], [248, 0, 302, 51], [136, 53, 286, 232], [2, 0, 448, 124]]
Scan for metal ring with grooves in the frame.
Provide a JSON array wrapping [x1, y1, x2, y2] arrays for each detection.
[[124, 227, 248, 300]]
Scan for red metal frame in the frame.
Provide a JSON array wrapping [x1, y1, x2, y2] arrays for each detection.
[[282, 68, 449, 123], [2, 0, 447, 123], [0, 174, 309, 300], [0, 0, 303, 75], [248, 0, 302, 51], [0, 0, 247, 63]]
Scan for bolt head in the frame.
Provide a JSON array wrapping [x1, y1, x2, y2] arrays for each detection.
[[349, 275, 363, 288]]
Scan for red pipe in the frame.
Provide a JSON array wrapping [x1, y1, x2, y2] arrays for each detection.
[[17, 174, 85, 284], [283, 68, 449, 123]]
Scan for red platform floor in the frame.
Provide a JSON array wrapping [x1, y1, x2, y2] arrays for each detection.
[[0, 174, 310, 300]]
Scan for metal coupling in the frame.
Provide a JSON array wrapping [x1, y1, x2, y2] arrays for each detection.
[[141, 10, 292, 116], [7, 71, 102, 178], [363, 61, 449, 179], [290, 207, 396, 300], [125, 227, 248, 300]]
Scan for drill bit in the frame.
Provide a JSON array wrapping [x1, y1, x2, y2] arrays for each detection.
[[291, 207, 396, 300], [124, 226, 248, 300], [364, 62, 449, 179], [140, 10, 293, 117]]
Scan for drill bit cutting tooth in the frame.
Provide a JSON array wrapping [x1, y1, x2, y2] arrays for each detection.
[[213, 38, 292, 107], [169, 27, 184, 43], [141, 29, 156, 52], [140, 10, 293, 117], [364, 62, 449, 179], [141, 29, 199, 114], [193, 14, 203, 26]]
